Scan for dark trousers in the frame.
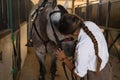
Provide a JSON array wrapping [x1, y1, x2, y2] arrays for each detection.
[[87, 63, 112, 80]]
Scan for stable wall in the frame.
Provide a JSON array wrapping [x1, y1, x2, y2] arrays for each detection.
[[0, 22, 27, 80], [20, 23, 27, 68], [0, 32, 13, 80]]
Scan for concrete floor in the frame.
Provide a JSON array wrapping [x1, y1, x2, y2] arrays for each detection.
[[18, 47, 120, 80], [18, 47, 80, 80]]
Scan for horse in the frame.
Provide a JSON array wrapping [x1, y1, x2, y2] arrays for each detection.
[[26, 0, 76, 80]]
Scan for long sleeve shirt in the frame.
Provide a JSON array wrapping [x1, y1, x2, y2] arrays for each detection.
[[74, 21, 109, 77]]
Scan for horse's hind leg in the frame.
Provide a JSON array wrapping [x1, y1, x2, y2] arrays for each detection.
[[50, 54, 57, 80], [35, 49, 46, 80]]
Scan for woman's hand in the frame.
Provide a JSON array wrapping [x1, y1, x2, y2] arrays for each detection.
[[56, 49, 67, 61], [56, 49, 76, 75]]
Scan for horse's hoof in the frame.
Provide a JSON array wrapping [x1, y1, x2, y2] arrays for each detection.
[[25, 40, 33, 47]]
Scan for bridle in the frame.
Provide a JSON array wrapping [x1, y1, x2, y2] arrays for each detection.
[[49, 10, 77, 80]]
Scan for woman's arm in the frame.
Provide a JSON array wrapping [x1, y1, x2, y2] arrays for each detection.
[[56, 49, 80, 78]]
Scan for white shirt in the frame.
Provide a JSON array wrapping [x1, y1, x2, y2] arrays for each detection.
[[74, 21, 109, 77]]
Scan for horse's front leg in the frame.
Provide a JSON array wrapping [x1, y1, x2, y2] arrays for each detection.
[[39, 59, 46, 80], [50, 55, 57, 80], [35, 49, 46, 80], [47, 42, 57, 80]]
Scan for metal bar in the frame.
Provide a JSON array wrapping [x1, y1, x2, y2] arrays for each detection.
[[17, 0, 21, 71], [7, 0, 10, 28], [1, 0, 3, 19], [109, 33, 120, 51], [24, 0, 28, 21], [105, 1, 111, 44], [96, 0, 102, 25], [100, 26, 120, 32], [99, 0, 102, 3], [72, 0, 75, 13], [109, 33, 120, 60], [0, 0, 2, 20], [77, 0, 98, 7], [86, 0, 89, 20]]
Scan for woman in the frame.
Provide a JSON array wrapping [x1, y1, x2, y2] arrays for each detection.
[[56, 13, 112, 80]]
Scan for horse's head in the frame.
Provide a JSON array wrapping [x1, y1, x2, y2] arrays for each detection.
[[29, 0, 75, 57], [46, 0, 69, 44], [46, 1, 76, 57]]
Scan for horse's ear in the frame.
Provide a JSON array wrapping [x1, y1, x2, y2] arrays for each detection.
[[57, 5, 68, 16], [52, 0, 57, 9], [40, 0, 48, 7]]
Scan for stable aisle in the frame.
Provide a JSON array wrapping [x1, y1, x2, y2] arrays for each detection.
[[18, 47, 120, 80], [18, 47, 79, 80]]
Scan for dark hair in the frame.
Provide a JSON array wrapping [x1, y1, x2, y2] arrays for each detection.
[[58, 13, 102, 73], [58, 13, 83, 35]]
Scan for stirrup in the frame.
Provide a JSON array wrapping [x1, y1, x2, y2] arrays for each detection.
[[25, 40, 33, 47]]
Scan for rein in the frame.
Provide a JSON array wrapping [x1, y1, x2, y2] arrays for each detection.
[[49, 11, 62, 48]]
